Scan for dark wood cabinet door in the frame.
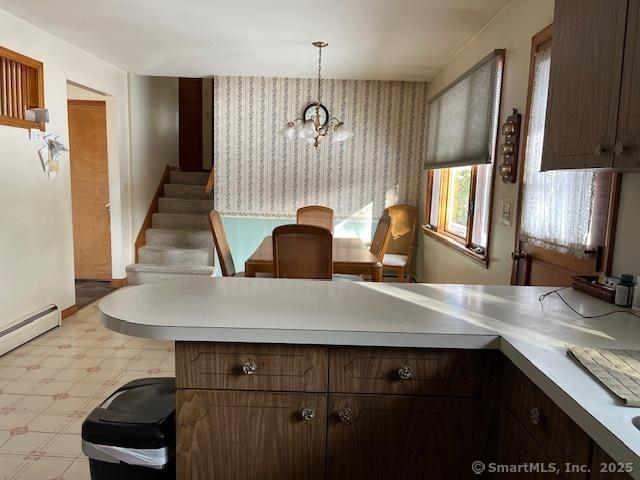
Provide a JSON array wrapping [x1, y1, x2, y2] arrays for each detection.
[[591, 445, 635, 480], [616, 0, 640, 168], [326, 394, 478, 480], [177, 390, 327, 480], [542, 0, 628, 170]]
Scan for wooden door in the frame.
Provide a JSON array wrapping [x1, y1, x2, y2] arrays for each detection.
[[179, 78, 203, 172], [326, 394, 477, 480], [541, 0, 627, 171], [68, 100, 112, 280], [616, 0, 640, 169], [177, 390, 326, 480]]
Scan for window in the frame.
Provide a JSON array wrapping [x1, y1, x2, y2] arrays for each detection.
[[424, 163, 494, 262], [518, 31, 617, 264], [0, 46, 45, 130], [422, 51, 503, 265]]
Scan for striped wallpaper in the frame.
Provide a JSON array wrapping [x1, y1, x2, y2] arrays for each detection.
[[213, 76, 428, 219]]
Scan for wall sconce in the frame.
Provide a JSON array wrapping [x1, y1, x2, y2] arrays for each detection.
[[24, 108, 50, 124], [499, 108, 521, 183]]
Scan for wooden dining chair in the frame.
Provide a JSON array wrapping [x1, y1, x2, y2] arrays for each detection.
[[334, 213, 391, 282], [208, 210, 238, 277], [383, 205, 418, 282], [370, 213, 393, 262], [296, 205, 334, 233], [272, 224, 333, 280]]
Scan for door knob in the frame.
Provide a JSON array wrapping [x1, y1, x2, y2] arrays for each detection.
[[104, 202, 111, 211]]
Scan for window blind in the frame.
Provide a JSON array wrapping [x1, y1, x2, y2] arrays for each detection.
[[423, 50, 504, 170]]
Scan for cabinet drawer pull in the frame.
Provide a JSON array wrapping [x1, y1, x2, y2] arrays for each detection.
[[338, 408, 353, 423], [397, 365, 413, 381], [242, 361, 258, 375], [300, 407, 316, 421], [615, 141, 625, 156], [530, 406, 542, 425]]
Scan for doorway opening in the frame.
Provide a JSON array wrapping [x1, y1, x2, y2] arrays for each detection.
[[66, 83, 116, 308]]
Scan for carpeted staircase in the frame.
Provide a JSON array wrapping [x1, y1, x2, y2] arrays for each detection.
[[126, 171, 215, 284]]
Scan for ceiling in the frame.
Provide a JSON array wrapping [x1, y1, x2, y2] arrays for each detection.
[[0, 0, 511, 81]]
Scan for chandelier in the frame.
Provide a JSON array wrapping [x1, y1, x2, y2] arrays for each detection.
[[277, 41, 353, 148]]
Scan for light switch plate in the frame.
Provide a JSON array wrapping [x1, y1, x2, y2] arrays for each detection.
[[30, 129, 43, 141], [501, 197, 513, 226]]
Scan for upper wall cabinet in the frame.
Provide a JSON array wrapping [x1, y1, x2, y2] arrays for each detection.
[[617, 0, 640, 168], [541, 0, 632, 171]]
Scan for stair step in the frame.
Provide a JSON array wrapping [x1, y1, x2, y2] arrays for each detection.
[[158, 197, 213, 215], [164, 184, 213, 200], [145, 228, 213, 249], [169, 171, 211, 186], [152, 213, 209, 230], [126, 263, 215, 285], [138, 246, 213, 266]]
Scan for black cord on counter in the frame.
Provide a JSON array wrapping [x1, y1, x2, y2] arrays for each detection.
[[538, 285, 640, 320]]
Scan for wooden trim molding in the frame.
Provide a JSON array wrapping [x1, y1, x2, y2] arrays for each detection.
[[134, 165, 175, 262], [110, 278, 128, 288], [421, 225, 489, 268], [61, 305, 78, 320]]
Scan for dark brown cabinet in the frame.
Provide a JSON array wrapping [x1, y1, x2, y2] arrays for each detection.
[[177, 389, 327, 480], [175, 342, 636, 479], [326, 394, 478, 480], [616, 0, 640, 168], [542, 0, 628, 171], [591, 445, 635, 480]]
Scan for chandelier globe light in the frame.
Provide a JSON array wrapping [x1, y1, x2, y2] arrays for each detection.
[[277, 41, 353, 148]]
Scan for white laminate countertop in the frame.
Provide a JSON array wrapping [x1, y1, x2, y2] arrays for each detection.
[[99, 277, 640, 476]]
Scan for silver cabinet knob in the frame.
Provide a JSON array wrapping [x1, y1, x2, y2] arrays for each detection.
[[104, 202, 111, 211], [338, 408, 353, 423], [593, 143, 609, 156], [300, 407, 316, 421], [397, 365, 413, 380], [615, 141, 625, 156], [242, 361, 257, 375], [530, 407, 542, 425]]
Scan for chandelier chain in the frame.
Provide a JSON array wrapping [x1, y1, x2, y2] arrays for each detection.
[[317, 45, 322, 106]]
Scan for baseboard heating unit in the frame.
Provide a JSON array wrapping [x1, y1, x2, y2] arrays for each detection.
[[0, 305, 60, 357]]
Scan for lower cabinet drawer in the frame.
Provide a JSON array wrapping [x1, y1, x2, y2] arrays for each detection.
[[177, 390, 326, 480], [175, 342, 328, 392], [506, 365, 591, 476], [329, 346, 483, 396]]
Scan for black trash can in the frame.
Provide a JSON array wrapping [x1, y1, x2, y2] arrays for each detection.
[[81, 377, 176, 480]]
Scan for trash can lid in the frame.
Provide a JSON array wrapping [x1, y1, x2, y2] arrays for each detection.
[[82, 377, 176, 449]]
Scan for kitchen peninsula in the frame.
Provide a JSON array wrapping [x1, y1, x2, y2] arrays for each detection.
[[99, 277, 640, 479]]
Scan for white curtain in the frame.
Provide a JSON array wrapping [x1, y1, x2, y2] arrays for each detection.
[[520, 44, 595, 256]]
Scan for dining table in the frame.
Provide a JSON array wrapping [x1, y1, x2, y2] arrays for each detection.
[[244, 236, 383, 281]]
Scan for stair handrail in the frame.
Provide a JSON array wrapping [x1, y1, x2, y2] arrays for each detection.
[[204, 168, 214, 194]]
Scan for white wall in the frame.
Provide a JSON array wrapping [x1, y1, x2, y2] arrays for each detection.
[[0, 9, 131, 328], [128, 75, 179, 239], [416, 0, 555, 284], [0, 9, 179, 331]]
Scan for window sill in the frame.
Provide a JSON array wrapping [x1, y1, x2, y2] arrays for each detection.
[[420, 225, 489, 268]]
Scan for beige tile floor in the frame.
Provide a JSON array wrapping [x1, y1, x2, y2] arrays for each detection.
[[0, 302, 175, 479]]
